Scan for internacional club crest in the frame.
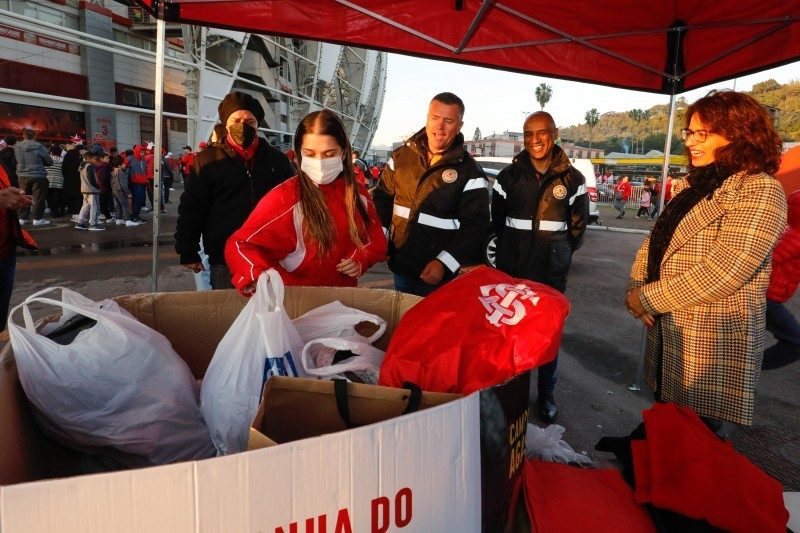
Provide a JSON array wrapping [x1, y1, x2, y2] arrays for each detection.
[[553, 184, 567, 199], [442, 169, 458, 183], [479, 283, 540, 327]]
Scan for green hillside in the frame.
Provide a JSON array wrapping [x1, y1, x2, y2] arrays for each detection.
[[560, 80, 800, 155]]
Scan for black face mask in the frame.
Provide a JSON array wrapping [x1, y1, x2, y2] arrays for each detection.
[[228, 123, 257, 148]]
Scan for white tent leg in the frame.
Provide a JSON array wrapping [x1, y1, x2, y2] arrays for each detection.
[[631, 92, 679, 391], [152, 11, 167, 292], [658, 92, 678, 216]]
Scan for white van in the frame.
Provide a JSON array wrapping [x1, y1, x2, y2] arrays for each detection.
[[570, 158, 602, 225]]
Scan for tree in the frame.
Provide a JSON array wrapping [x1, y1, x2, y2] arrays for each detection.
[[627, 108, 650, 154], [584, 108, 599, 149], [753, 79, 781, 94], [473, 127, 482, 141], [535, 83, 553, 110]]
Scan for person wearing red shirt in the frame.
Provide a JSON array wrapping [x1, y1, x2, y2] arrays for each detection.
[[0, 163, 35, 330], [764, 190, 800, 369], [225, 109, 387, 293], [613, 175, 632, 218], [179, 145, 195, 182], [664, 175, 673, 203]]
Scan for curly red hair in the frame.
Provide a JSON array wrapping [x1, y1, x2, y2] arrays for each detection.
[[686, 90, 782, 175]]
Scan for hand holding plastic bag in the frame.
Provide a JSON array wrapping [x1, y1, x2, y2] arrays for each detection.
[[7, 287, 216, 469], [200, 269, 305, 455]]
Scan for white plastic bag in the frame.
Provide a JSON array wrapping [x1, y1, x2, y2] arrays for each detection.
[[293, 300, 386, 344], [7, 287, 216, 469], [200, 269, 305, 455], [301, 337, 385, 384], [525, 423, 592, 465]]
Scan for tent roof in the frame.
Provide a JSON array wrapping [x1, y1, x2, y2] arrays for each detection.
[[135, 1, 800, 94]]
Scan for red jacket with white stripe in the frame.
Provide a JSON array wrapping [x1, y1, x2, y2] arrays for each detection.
[[225, 176, 387, 293]]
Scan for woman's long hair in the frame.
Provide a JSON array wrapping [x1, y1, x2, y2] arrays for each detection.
[[686, 90, 782, 176], [293, 110, 370, 256]]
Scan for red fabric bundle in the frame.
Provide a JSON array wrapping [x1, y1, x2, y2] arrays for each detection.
[[523, 460, 655, 533], [632, 403, 789, 533], [379, 266, 570, 394]]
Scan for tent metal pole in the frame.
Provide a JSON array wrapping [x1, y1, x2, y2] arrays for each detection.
[[658, 92, 678, 216], [631, 91, 678, 391], [151, 7, 167, 293]]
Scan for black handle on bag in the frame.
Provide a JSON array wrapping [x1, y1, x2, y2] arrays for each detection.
[[400, 381, 422, 415], [333, 379, 357, 428], [333, 379, 423, 428]]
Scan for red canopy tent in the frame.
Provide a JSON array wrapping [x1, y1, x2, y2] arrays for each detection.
[[135, 1, 800, 94], [134, 0, 800, 289]]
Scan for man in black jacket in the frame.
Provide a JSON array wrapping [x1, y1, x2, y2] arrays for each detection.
[[491, 111, 589, 423], [62, 141, 86, 216], [373, 92, 489, 296], [175, 91, 293, 289], [0, 135, 18, 186]]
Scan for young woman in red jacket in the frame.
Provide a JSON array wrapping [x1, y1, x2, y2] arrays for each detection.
[[225, 110, 387, 294]]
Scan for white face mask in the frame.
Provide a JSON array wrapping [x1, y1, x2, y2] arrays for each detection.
[[301, 156, 343, 185]]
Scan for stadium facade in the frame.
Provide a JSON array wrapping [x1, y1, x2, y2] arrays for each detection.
[[0, 1, 388, 154]]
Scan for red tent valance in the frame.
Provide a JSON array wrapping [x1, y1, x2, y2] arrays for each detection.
[[134, 0, 800, 94]]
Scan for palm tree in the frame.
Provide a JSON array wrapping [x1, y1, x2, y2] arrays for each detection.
[[535, 83, 552, 110], [584, 108, 599, 149], [628, 109, 650, 154]]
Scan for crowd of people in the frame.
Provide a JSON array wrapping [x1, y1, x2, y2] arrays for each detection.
[[1, 88, 798, 434], [606, 173, 676, 220], [0, 131, 193, 231]]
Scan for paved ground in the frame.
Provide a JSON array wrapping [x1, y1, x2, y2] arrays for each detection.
[[3, 199, 798, 487]]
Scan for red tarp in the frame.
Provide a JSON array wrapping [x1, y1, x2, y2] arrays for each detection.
[[777, 146, 800, 195], [134, 1, 800, 94]]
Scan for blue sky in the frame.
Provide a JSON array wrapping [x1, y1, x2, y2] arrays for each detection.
[[372, 54, 800, 147]]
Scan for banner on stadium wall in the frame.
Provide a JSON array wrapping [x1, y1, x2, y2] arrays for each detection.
[[0, 24, 80, 55]]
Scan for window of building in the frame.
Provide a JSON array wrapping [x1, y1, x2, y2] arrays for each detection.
[[168, 118, 187, 133], [38, 4, 63, 25], [123, 87, 154, 109], [140, 115, 154, 145], [64, 13, 79, 29]]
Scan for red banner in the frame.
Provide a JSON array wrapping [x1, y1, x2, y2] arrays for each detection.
[[0, 24, 80, 56]]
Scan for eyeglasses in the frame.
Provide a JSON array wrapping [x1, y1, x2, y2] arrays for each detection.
[[680, 128, 712, 143]]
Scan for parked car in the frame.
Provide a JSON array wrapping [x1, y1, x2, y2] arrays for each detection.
[[473, 156, 513, 172]]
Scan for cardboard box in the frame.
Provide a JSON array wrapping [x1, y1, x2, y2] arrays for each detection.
[[0, 287, 529, 532]]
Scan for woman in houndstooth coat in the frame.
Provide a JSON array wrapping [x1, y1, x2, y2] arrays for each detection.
[[626, 90, 787, 426]]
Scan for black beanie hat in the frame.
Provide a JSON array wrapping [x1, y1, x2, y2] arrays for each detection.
[[218, 91, 265, 126]]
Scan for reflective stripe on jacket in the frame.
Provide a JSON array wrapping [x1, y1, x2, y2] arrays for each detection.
[[372, 128, 489, 278], [490, 145, 588, 291]]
